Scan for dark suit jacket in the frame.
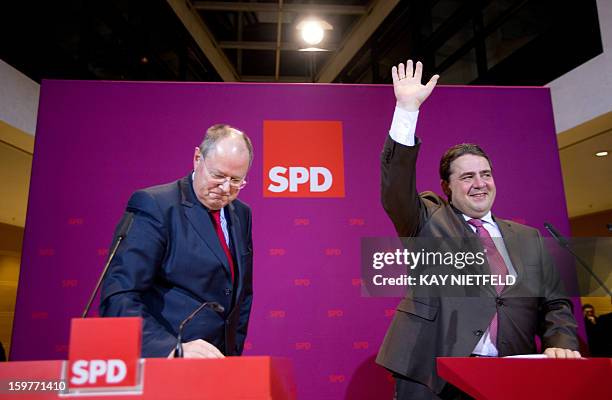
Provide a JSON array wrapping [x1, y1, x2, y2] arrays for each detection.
[[100, 173, 253, 358], [376, 137, 578, 392]]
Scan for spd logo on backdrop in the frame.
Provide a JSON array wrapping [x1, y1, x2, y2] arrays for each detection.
[[263, 120, 345, 198]]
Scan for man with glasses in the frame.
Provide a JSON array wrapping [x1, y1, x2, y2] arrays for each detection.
[[100, 124, 254, 359]]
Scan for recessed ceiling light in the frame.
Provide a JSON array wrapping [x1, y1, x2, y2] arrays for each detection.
[[595, 151, 608, 157], [296, 20, 333, 46], [301, 21, 324, 45]]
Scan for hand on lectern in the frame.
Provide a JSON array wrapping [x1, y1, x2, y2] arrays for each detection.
[[543, 347, 582, 359], [168, 339, 225, 359], [391, 60, 439, 112]]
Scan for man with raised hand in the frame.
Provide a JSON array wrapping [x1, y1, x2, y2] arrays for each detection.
[[376, 60, 579, 399]]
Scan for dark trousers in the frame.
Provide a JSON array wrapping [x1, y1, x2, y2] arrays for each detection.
[[394, 376, 473, 400]]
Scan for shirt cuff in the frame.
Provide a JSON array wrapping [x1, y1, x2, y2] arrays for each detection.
[[389, 106, 419, 146]]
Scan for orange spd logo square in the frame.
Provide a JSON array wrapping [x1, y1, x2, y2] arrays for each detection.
[[263, 120, 345, 197]]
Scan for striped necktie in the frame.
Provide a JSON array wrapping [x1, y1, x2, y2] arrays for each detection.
[[468, 218, 509, 346]]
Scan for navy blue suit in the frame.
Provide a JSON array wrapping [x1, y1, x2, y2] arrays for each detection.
[[100, 174, 253, 357]]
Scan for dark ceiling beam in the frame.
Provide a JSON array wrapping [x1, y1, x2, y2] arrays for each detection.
[[316, 0, 399, 83], [436, 0, 529, 73], [219, 41, 337, 51], [421, 0, 492, 54], [192, 1, 367, 15], [167, 0, 238, 81], [274, 0, 284, 81], [237, 12, 243, 74], [221, 41, 298, 50], [241, 75, 310, 83]]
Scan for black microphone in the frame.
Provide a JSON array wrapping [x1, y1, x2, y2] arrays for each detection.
[[544, 222, 569, 246], [544, 222, 611, 297], [173, 302, 225, 358], [82, 212, 135, 318]]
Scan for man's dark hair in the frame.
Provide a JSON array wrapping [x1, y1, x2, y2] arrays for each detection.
[[439, 143, 493, 182]]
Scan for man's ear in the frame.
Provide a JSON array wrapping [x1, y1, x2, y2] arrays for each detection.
[[441, 179, 451, 198], [193, 147, 201, 169]]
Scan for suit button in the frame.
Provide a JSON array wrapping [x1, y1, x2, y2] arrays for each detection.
[[224, 288, 232, 296], [474, 330, 484, 337], [496, 298, 504, 307]]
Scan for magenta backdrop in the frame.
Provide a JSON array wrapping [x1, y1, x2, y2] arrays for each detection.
[[12, 81, 576, 399]]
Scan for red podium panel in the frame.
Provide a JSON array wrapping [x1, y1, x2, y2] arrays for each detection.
[[0, 356, 295, 399], [0, 360, 63, 399], [437, 357, 611, 400], [1, 318, 294, 398], [144, 356, 295, 399]]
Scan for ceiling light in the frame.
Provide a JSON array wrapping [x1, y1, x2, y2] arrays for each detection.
[[301, 21, 324, 45], [595, 151, 608, 157], [296, 20, 333, 47]]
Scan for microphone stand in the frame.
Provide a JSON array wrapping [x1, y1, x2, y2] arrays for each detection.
[[174, 302, 225, 358], [544, 222, 611, 296], [82, 212, 134, 318]]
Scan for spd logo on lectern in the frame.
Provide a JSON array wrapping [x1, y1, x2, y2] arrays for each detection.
[[263, 120, 345, 198]]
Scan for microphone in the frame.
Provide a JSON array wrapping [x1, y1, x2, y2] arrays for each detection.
[[544, 222, 611, 297], [543, 222, 568, 246], [173, 302, 225, 358], [82, 212, 135, 318]]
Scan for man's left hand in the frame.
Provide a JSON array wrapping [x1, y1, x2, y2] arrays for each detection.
[[543, 347, 582, 359]]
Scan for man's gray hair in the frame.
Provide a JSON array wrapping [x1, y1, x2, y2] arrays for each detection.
[[198, 124, 253, 167]]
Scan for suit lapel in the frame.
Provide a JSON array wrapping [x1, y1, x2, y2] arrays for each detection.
[[495, 217, 526, 293], [180, 176, 231, 277]]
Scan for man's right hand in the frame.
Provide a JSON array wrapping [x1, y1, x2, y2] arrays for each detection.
[[168, 339, 225, 359], [392, 60, 439, 112]]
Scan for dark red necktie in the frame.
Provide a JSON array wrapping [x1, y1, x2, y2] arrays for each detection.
[[468, 218, 509, 346], [211, 210, 235, 283]]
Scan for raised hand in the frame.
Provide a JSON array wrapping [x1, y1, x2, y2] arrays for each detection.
[[391, 60, 439, 112]]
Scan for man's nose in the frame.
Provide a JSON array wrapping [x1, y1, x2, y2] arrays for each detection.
[[219, 179, 231, 192], [473, 176, 485, 188]]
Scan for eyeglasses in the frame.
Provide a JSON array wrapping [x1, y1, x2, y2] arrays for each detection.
[[202, 158, 247, 190]]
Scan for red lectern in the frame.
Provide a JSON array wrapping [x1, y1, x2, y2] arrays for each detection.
[[437, 357, 611, 400], [0, 318, 296, 399]]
